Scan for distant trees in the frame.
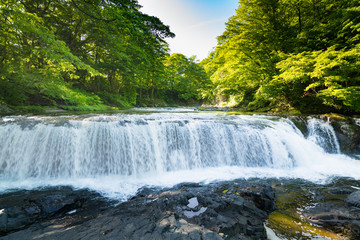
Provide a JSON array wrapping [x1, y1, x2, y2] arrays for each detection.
[[164, 53, 211, 101], [203, 0, 360, 113]]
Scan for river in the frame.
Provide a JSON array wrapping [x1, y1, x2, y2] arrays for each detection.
[[1, 108, 359, 201]]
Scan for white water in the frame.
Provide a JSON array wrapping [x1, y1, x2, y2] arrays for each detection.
[[0, 112, 359, 199]]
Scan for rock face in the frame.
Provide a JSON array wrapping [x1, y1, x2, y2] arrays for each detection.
[[328, 117, 360, 155], [303, 185, 360, 240], [288, 115, 360, 156], [0, 181, 275, 240], [0, 186, 114, 236]]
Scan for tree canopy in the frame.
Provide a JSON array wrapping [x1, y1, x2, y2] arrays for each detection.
[[0, 0, 210, 110], [203, 0, 360, 113], [1, 0, 359, 114]]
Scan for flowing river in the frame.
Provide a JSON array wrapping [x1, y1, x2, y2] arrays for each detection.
[[1, 109, 360, 200]]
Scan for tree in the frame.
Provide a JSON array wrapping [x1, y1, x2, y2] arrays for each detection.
[[164, 53, 211, 101], [0, 0, 175, 109], [204, 0, 360, 113]]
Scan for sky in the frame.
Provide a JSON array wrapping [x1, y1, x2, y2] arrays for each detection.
[[138, 0, 238, 60]]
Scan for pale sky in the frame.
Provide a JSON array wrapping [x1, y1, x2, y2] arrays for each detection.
[[138, 0, 238, 60]]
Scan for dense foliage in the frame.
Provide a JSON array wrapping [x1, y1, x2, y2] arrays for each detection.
[[2, 0, 359, 113], [203, 0, 360, 113], [0, 0, 210, 110]]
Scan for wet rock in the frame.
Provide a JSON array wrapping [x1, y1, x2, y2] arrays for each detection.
[[303, 185, 360, 239], [328, 118, 360, 155], [0, 210, 7, 232], [0, 186, 113, 236], [0, 181, 275, 240], [288, 116, 309, 137], [346, 190, 360, 208]]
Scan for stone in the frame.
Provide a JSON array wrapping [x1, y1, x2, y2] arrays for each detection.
[[0, 210, 7, 232], [0, 181, 275, 240], [303, 186, 360, 240], [0, 186, 113, 236], [328, 118, 360, 155], [346, 191, 360, 208]]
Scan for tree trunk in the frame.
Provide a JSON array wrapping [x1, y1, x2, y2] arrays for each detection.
[[297, 1, 302, 33]]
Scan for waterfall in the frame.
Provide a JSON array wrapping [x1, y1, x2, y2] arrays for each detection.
[[307, 117, 341, 154], [0, 112, 359, 199]]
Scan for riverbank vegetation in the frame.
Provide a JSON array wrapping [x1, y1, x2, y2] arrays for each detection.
[[203, 0, 360, 114], [0, 0, 211, 111], [0, 0, 359, 114]]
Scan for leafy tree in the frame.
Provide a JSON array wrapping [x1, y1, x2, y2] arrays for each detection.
[[0, 0, 175, 109], [164, 53, 211, 101], [204, 0, 360, 113]]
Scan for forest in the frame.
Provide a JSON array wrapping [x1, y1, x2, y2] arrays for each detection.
[[203, 0, 360, 114], [0, 0, 359, 114]]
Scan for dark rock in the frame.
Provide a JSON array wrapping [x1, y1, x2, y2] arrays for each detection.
[[328, 118, 360, 155], [346, 191, 360, 208], [0, 210, 7, 232], [303, 185, 360, 240], [288, 116, 309, 137], [0, 186, 113, 236], [0, 182, 275, 240], [239, 183, 276, 213]]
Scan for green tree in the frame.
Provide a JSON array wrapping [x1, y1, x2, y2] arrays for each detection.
[[164, 53, 211, 101], [0, 0, 175, 109], [204, 0, 360, 113]]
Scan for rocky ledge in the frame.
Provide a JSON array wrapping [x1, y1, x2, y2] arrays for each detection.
[[270, 178, 360, 239], [303, 184, 360, 239], [0, 181, 275, 240]]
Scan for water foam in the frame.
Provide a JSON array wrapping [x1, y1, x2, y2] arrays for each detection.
[[0, 112, 359, 199]]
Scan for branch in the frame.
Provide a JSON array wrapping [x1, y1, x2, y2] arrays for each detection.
[[71, 0, 115, 23]]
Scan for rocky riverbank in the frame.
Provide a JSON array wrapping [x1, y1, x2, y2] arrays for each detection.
[[268, 178, 360, 240], [0, 181, 275, 240], [1, 179, 360, 239]]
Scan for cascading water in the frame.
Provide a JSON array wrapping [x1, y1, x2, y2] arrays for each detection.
[[0, 110, 360, 199], [307, 117, 341, 154]]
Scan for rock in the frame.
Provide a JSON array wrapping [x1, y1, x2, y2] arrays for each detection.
[[288, 116, 309, 137], [239, 183, 276, 213], [0, 186, 113, 236], [303, 186, 360, 240], [0, 181, 275, 240], [304, 204, 360, 239], [0, 210, 7, 232], [328, 118, 360, 155], [346, 190, 360, 208]]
